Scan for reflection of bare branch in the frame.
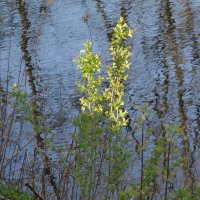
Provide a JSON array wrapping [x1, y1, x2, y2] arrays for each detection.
[[95, 0, 114, 41], [0, 12, 16, 180], [25, 182, 44, 200], [16, 0, 60, 198], [160, 0, 195, 190], [94, 0, 132, 42]]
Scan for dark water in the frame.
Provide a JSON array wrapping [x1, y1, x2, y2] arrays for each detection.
[[1, 0, 200, 191]]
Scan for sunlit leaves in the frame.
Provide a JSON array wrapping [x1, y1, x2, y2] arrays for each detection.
[[73, 17, 133, 198], [103, 17, 132, 127]]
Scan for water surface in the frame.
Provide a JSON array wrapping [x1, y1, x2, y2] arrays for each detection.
[[1, 0, 200, 191]]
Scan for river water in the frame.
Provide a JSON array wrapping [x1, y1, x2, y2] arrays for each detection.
[[1, 0, 200, 196]]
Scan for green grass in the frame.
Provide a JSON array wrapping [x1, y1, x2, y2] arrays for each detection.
[[0, 183, 30, 200]]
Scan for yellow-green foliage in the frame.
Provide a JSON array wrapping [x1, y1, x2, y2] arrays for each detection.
[[74, 41, 104, 113], [73, 17, 133, 199], [103, 17, 133, 127]]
